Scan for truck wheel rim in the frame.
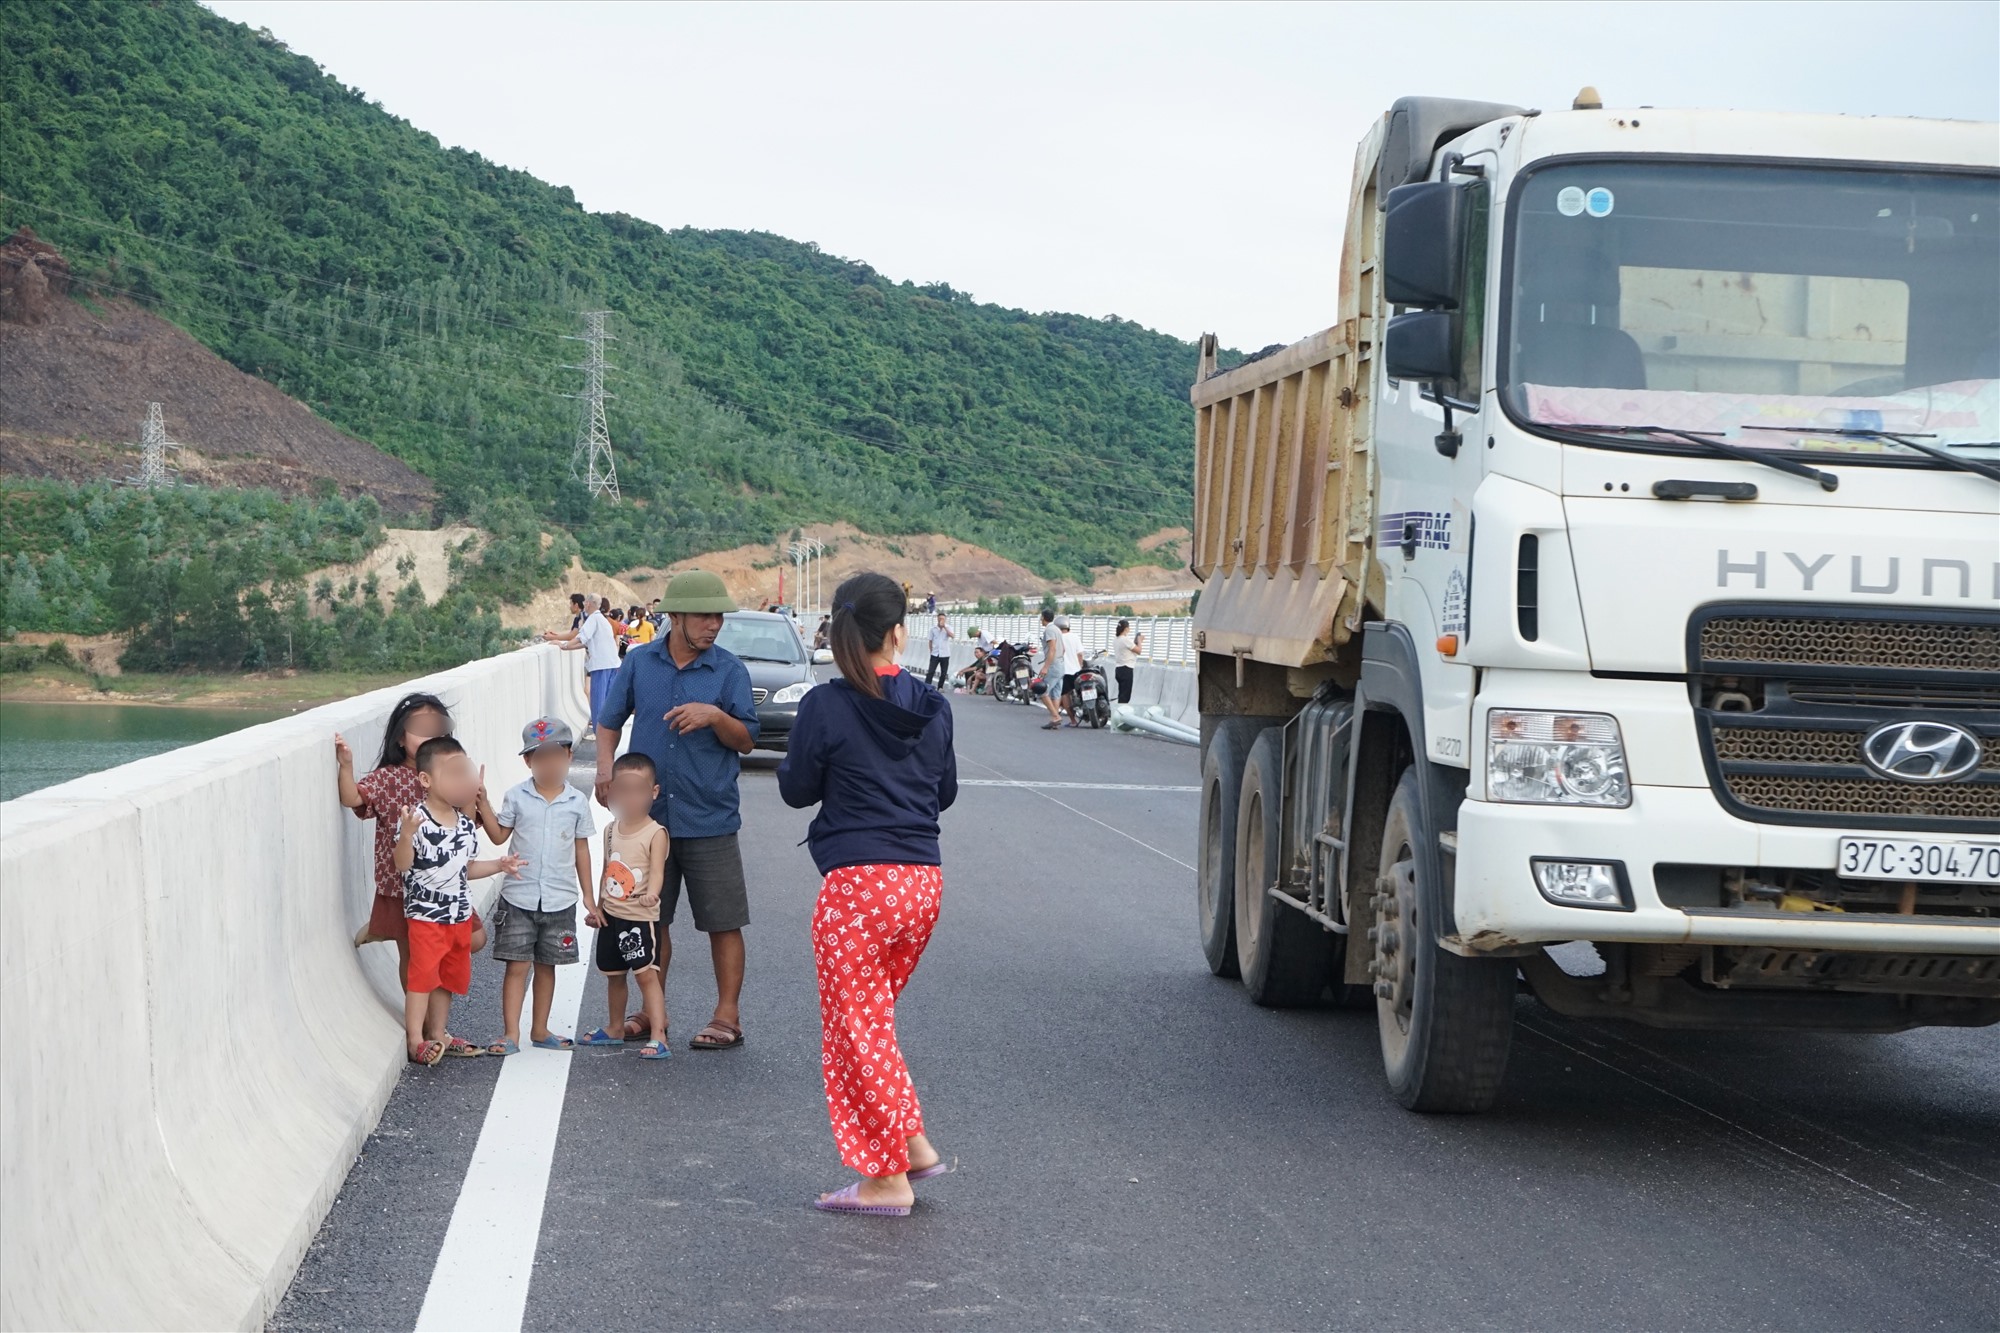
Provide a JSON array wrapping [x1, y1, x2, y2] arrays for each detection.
[[1372, 852, 1419, 1049]]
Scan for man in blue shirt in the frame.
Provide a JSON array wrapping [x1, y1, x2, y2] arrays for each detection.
[[595, 570, 759, 1051]]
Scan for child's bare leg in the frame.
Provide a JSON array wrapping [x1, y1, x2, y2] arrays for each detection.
[[636, 968, 667, 1042], [426, 989, 450, 1041], [403, 988, 430, 1060], [396, 936, 411, 992], [500, 961, 530, 1044], [429, 989, 452, 1043], [529, 963, 557, 1043], [605, 973, 629, 1036]]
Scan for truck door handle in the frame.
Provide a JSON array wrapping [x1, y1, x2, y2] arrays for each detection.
[[1401, 520, 1419, 560]]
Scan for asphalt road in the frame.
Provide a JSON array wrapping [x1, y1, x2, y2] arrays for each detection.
[[275, 686, 2000, 1332]]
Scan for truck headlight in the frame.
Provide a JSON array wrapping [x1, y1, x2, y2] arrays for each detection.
[[770, 680, 813, 705], [1487, 710, 1631, 807]]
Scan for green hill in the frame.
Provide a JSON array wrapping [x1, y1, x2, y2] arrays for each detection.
[[0, 0, 1212, 582]]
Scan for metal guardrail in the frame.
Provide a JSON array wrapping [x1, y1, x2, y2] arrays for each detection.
[[901, 612, 1197, 666]]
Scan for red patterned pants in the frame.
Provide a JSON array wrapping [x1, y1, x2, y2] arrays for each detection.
[[812, 862, 943, 1177]]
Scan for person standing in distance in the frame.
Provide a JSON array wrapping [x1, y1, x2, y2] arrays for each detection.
[[547, 595, 619, 738], [924, 612, 954, 689], [1036, 607, 1065, 731], [778, 571, 958, 1216], [595, 570, 761, 1051], [1111, 618, 1144, 704]]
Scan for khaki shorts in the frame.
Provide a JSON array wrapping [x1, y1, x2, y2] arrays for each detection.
[[660, 833, 750, 933]]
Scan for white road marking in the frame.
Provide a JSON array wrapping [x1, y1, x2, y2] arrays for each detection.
[[413, 813, 607, 1333], [960, 755, 1196, 871], [958, 779, 1199, 792]]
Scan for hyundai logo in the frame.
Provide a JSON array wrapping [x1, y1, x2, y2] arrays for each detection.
[[1860, 721, 1983, 784]]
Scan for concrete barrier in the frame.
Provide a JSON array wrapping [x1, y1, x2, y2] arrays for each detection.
[[0, 645, 587, 1332]]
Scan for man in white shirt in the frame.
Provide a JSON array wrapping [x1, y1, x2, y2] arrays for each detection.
[[924, 613, 954, 688], [547, 595, 621, 734], [1059, 618, 1086, 727]]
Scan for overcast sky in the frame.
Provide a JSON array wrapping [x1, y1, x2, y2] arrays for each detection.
[[206, 1, 1999, 351]]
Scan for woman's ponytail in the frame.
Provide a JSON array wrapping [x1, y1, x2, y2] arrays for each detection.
[[828, 571, 907, 698]]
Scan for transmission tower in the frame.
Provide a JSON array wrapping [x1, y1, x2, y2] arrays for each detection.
[[563, 311, 620, 502], [128, 402, 181, 489]]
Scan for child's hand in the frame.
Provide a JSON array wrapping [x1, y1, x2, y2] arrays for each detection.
[[638, 891, 660, 910], [496, 852, 528, 877], [397, 804, 419, 839], [583, 904, 604, 929], [334, 733, 353, 769]]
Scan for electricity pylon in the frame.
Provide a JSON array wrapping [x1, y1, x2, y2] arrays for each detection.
[[563, 311, 619, 501], [129, 402, 181, 489]]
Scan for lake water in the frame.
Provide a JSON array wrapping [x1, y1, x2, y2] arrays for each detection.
[[0, 701, 286, 802]]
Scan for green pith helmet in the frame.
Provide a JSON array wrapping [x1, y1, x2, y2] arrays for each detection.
[[658, 569, 737, 614]]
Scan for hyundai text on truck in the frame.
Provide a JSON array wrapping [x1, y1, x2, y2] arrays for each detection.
[[1190, 91, 1999, 1112]]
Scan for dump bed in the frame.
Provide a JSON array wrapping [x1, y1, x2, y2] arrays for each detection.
[[1190, 119, 1387, 672]]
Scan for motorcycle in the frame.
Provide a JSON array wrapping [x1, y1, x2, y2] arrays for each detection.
[[1072, 651, 1112, 729], [991, 640, 1038, 704]]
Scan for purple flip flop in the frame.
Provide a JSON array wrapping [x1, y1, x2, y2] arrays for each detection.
[[811, 1183, 912, 1217], [908, 1157, 957, 1182]]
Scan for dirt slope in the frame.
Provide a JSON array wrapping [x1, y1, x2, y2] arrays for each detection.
[[619, 521, 1197, 610], [0, 281, 434, 514]]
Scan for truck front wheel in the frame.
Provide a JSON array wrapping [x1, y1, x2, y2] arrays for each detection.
[[1371, 768, 1515, 1112], [1235, 729, 1339, 1005]]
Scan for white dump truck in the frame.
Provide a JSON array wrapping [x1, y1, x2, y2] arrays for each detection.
[[1190, 92, 1999, 1112]]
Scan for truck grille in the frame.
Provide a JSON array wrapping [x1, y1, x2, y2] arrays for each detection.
[[1699, 614, 2000, 675], [1693, 605, 2000, 830]]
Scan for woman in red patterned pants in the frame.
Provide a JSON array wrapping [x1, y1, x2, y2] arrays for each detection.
[[779, 572, 959, 1217]]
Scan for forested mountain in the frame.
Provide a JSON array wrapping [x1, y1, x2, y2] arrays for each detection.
[[0, 0, 1219, 581]]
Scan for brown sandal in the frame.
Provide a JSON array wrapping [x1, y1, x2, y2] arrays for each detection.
[[690, 1020, 743, 1051]]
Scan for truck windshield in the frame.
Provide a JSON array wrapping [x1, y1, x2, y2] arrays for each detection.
[[1502, 161, 1999, 464]]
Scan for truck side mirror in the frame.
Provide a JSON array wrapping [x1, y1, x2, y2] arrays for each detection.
[[1384, 309, 1459, 382], [1383, 181, 1470, 309]]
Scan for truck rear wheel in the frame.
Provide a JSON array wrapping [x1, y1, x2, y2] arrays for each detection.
[[1197, 718, 1262, 978], [1370, 768, 1515, 1112], [1234, 729, 1338, 1006]]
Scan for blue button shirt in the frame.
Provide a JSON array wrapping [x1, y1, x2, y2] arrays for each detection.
[[598, 638, 760, 837], [495, 777, 593, 912]]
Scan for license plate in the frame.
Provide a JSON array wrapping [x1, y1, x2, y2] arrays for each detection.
[[1080, 687, 1097, 699], [1838, 837, 2000, 885]]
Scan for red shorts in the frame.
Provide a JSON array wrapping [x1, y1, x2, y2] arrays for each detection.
[[372, 895, 482, 947], [406, 918, 474, 996]]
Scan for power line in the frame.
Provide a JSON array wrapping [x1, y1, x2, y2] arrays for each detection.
[[20, 211, 1196, 505]]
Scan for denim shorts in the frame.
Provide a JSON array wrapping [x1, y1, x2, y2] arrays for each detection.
[[491, 900, 581, 965]]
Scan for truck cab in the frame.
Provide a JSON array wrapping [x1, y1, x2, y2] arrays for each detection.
[[1190, 93, 1999, 1112]]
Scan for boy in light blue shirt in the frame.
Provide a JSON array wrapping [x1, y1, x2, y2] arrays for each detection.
[[474, 716, 594, 1053]]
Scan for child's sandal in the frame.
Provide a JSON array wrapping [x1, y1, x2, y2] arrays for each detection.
[[636, 1040, 671, 1061], [409, 1040, 445, 1066]]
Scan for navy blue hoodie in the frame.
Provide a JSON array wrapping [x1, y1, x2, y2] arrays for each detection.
[[777, 668, 958, 875]]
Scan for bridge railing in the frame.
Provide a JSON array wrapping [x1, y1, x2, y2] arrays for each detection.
[[0, 645, 588, 1332], [899, 613, 1196, 665]]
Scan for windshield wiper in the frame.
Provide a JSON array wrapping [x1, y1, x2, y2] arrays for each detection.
[[1741, 426, 2000, 484], [1560, 423, 1840, 491], [735, 654, 800, 664]]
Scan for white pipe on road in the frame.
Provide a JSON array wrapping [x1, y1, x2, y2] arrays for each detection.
[[1111, 703, 1199, 745]]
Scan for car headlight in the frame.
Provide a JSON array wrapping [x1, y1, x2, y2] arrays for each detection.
[[770, 680, 813, 705], [1486, 710, 1630, 807]]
